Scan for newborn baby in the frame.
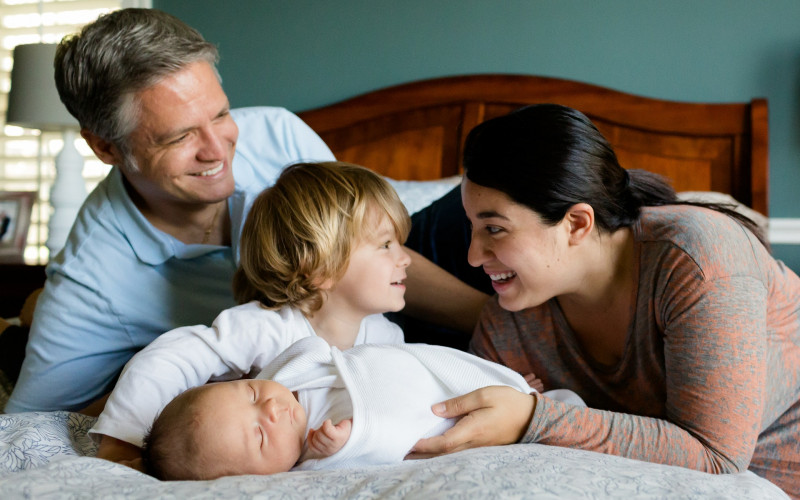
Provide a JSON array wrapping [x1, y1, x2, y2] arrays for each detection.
[[144, 336, 585, 479]]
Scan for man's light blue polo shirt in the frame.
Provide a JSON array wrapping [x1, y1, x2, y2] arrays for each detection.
[[5, 107, 334, 412]]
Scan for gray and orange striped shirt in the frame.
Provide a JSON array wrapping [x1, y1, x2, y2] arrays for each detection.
[[471, 205, 800, 497]]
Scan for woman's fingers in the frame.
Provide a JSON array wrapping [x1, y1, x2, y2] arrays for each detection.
[[407, 410, 481, 459], [407, 386, 537, 459], [429, 389, 485, 419]]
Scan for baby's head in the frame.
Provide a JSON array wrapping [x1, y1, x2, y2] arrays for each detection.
[[143, 379, 307, 480], [233, 161, 411, 314]]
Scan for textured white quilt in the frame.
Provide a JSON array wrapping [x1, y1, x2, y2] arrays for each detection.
[[0, 410, 789, 499]]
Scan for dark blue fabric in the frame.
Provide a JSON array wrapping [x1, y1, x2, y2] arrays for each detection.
[[390, 186, 493, 350], [0, 325, 28, 383]]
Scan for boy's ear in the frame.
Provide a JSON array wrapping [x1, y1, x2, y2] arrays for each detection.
[[81, 129, 124, 166], [565, 203, 594, 245]]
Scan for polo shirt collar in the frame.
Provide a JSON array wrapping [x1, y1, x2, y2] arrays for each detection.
[[108, 167, 226, 265]]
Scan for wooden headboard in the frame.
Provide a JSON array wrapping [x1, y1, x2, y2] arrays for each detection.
[[298, 74, 769, 215], [0, 75, 770, 319]]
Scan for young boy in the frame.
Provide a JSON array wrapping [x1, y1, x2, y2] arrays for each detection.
[[92, 162, 578, 475], [143, 336, 585, 480], [91, 162, 410, 449]]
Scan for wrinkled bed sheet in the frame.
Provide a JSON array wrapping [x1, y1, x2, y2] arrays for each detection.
[[0, 411, 788, 499]]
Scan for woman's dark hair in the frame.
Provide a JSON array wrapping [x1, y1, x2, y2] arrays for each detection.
[[462, 104, 768, 248]]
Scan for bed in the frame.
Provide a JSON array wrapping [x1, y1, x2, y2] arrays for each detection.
[[0, 74, 786, 499]]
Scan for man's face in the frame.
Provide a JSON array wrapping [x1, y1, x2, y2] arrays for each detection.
[[122, 61, 239, 212]]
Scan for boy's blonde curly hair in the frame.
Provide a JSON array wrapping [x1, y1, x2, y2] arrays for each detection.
[[233, 162, 411, 315]]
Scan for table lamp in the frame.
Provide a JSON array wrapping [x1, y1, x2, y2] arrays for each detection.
[[6, 43, 86, 256]]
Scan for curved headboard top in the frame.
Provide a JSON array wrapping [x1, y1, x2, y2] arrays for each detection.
[[298, 74, 768, 215]]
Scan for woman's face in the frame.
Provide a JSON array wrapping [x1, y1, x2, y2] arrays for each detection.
[[461, 178, 571, 312]]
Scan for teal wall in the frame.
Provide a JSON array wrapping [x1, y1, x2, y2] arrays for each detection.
[[155, 0, 800, 268]]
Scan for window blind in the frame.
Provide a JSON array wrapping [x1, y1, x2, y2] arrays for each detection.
[[1, 0, 148, 263]]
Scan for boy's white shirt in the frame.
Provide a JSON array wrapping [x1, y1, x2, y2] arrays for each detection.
[[90, 300, 403, 447]]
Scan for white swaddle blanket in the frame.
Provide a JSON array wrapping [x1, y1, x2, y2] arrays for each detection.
[[257, 336, 585, 470]]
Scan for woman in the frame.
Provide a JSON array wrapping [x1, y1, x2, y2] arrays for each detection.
[[410, 104, 800, 497]]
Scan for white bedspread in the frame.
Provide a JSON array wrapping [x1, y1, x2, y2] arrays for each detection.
[[0, 411, 789, 499]]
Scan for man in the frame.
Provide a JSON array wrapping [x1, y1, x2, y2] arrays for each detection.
[[5, 9, 486, 421]]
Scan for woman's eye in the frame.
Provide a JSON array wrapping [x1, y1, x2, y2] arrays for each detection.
[[486, 226, 502, 234]]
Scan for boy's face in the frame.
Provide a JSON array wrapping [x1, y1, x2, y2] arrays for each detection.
[[191, 379, 307, 477], [328, 212, 411, 317]]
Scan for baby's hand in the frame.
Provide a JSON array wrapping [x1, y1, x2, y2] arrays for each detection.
[[305, 418, 352, 460], [524, 373, 544, 393]]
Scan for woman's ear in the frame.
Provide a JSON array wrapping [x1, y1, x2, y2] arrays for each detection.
[[80, 129, 123, 166], [565, 203, 594, 245]]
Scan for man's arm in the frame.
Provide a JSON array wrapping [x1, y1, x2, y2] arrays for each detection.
[[6, 276, 134, 413], [403, 249, 489, 334]]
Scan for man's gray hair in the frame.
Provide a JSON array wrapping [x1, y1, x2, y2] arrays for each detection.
[[54, 8, 219, 171]]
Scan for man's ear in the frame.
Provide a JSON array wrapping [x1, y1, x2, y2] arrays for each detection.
[[565, 203, 594, 245], [81, 129, 123, 166]]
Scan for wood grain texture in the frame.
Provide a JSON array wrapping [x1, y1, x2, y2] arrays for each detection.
[[299, 74, 768, 215]]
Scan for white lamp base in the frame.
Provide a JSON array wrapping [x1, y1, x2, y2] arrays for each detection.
[[46, 129, 86, 256]]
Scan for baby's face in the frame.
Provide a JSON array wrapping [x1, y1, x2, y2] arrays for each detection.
[[193, 379, 308, 476]]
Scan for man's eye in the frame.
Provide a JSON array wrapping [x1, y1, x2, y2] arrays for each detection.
[[168, 134, 188, 145], [251, 386, 257, 402], [486, 226, 502, 234], [380, 241, 391, 249]]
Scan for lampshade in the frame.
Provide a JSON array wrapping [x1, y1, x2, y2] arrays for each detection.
[[6, 43, 78, 131]]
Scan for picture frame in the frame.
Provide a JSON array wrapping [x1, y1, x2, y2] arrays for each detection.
[[0, 191, 36, 263]]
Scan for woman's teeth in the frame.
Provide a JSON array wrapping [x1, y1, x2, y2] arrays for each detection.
[[489, 271, 517, 282]]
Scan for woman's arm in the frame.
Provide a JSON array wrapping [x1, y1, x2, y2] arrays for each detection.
[[412, 276, 768, 474]]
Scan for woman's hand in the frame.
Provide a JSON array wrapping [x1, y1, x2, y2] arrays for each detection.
[[406, 386, 536, 459]]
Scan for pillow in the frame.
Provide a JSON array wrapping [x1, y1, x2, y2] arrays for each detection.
[[385, 176, 462, 215], [676, 191, 768, 233], [383, 178, 768, 235]]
